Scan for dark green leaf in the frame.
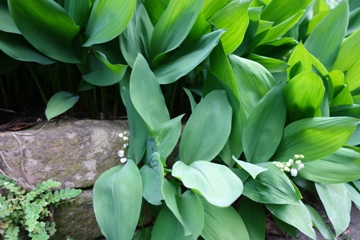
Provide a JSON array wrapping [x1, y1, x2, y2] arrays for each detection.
[[63, 0, 91, 27], [0, 1, 20, 34]]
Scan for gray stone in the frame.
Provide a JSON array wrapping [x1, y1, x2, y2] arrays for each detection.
[[0, 119, 129, 239]]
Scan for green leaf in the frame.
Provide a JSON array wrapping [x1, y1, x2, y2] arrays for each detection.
[[201, 0, 232, 20], [45, 91, 79, 120], [243, 162, 300, 204], [83, 50, 127, 86], [179, 90, 232, 164], [209, 1, 250, 54], [344, 183, 360, 209], [142, 0, 169, 25], [93, 161, 143, 240], [8, 0, 81, 63], [83, 0, 136, 46], [120, 3, 153, 67], [0, 31, 55, 65], [273, 117, 359, 163], [0, 2, 20, 34], [120, 74, 148, 164], [201, 198, 250, 240], [63, 0, 91, 27], [238, 197, 266, 240], [305, 204, 336, 240], [229, 55, 276, 117], [172, 161, 243, 207], [153, 29, 224, 84], [150, 0, 204, 63], [299, 147, 360, 184], [347, 8, 360, 35], [151, 207, 192, 240], [248, 54, 289, 73], [304, 0, 349, 69], [315, 183, 351, 237], [284, 71, 325, 122], [332, 29, 360, 91], [243, 83, 286, 163], [233, 158, 267, 179], [130, 54, 170, 130], [260, 0, 312, 25], [140, 152, 164, 205], [266, 201, 316, 239]]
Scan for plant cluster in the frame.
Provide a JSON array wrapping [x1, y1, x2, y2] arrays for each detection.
[[1, 0, 360, 239], [0, 174, 82, 240]]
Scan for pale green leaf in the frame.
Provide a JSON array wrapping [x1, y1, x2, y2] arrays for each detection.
[[344, 183, 360, 209], [243, 83, 286, 163], [304, 0, 349, 69], [8, 0, 81, 63], [201, 198, 250, 240], [45, 91, 79, 120], [130, 54, 170, 130], [299, 147, 360, 183], [315, 183, 351, 237], [305, 205, 336, 240], [332, 29, 360, 91], [233, 158, 267, 179], [209, 1, 250, 54], [151, 0, 204, 63], [93, 161, 142, 240], [243, 162, 300, 204], [266, 201, 316, 239], [83, 0, 136, 46], [153, 29, 224, 84], [229, 55, 276, 117], [248, 54, 290, 73], [284, 71, 325, 122], [0, 2, 20, 34], [82, 50, 127, 86], [273, 117, 359, 163], [179, 90, 232, 164], [172, 161, 243, 207]]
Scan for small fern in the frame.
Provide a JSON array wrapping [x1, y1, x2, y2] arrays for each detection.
[[0, 173, 82, 240]]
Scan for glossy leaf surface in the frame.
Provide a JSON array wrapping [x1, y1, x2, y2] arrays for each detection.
[[45, 91, 79, 120]]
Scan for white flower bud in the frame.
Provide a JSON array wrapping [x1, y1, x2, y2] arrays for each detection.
[[290, 168, 298, 177], [118, 150, 125, 158], [284, 166, 290, 172], [286, 162, 292, 167], [119, 133, 124, 138], [120, 157, 127, 164], [295, 160, 302, 164], [298, 163, 305, 170], [288, 159, 294, 165], [123, 136, 129, 141]]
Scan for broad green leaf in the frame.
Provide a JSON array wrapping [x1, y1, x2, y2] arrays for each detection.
[[0, 31, 54, 65], [179, 90, 232, 164], [288, 42, 328, 78], [45, 91, 79, 120], [243, 162, 300, 204], [172, 161, 243, 207], [344, 183, 360, 208], [130, 54, 170, 130], [332, 29, 360, 91], [299, 147, 360, 183], [93, 161, 142, 240], [186, 9, 211, 42], [329, 70, 353, 106], [83, 0, 136, 46], [63, 0, 91, 27], [229, 55, 276, 117], [305, 10, 331, 36], [120, 3, 153, 67], [201, 198, 250, 240], [284, 71, 325, 122], [0, 1, 20, 34], [150, 115, 184, 160], [347, 8, 360, 35], [153, 29, 224, 84], [304, 0, 349, 69], [305, 205, 336, 240], [238, 197, 266, 240], [243, 83, 286, 163], [140, 152, 164, 205], [266, 201, 316, 239], [273, 117, 359, 163], [82, 50, 127, 86], [248, 54, 289, 73], [201, 0, 232, 20], [315, 183, 351, 237], [259, 11, 305, 45], [143, 0, 170, 25], [8, 0, 81, 63], [209, 1, 250, 54], [151, 207, 192, 240], [233, 158, 267, 179], [150, 0, 204, 63], [134, 228, 152, 240], [120, 74, 148, 163], [161, 181, 204, 237], [260, 0, 312, 25]]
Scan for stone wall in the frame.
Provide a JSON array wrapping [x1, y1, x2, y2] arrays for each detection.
[[0, 119, 128, 239]]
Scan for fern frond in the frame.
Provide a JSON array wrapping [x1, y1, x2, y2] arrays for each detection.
[[4, 224, 19, 240], [49, 188, 82, 204], [25, 180, 61, 202]]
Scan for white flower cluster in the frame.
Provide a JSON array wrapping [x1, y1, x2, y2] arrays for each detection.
[[118, 131, 129, 164], [273, 154, 305, 177]]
